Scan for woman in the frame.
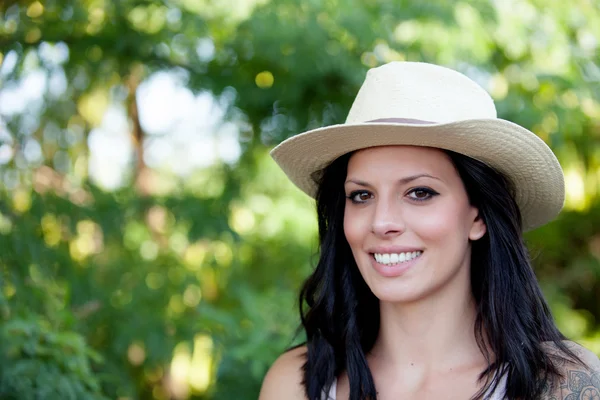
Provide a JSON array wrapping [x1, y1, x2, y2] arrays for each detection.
[[259, 62, 600, 399]]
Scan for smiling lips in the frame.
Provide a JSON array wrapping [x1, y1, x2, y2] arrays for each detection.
[[373, 251, 423, 266]]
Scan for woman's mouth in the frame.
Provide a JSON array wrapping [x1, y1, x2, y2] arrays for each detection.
[[373, 251, 423, 266]]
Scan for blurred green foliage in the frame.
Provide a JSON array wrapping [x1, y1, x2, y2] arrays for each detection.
[[1, 0, 600, 398]]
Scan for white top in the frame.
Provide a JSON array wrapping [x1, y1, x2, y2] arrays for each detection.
[[322, 374, 507, 400]]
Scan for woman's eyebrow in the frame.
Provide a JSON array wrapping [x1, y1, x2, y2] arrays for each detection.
[[345, 173, 442, 187]]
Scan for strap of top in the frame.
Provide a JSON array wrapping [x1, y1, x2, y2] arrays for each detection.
[[488, 373, 507, 400], [321, 378, 337, 400]]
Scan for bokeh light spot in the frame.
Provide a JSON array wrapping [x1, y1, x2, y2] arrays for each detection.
[[189, 335, 213, 393], [25, 28, 42, 44], [183, 284, 202, 307], [255, 71, 274, 89], [145, 272, 164, 289], [41, 214, 62, 247], [12, 189, 32, 214], [230, 205, 255, 235], [27, 2, 44, 18], [127, 342, 146, 366]]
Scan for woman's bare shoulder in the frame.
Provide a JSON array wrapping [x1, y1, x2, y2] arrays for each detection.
[[259, 345, 308, 400], [541, 340, 600, 399]]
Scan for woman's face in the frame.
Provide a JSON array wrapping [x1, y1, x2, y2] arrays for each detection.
[[343, 146, 486, 304]]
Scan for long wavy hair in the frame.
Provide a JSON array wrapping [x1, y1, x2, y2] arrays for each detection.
[[298, 149, 580, 400]]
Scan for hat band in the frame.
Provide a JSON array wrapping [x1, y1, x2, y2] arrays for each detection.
[[367, 118, 436, 124]]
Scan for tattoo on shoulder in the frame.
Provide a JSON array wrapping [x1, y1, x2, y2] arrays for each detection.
[[548, 346, 600, 400], [557, 367, 600, 400]]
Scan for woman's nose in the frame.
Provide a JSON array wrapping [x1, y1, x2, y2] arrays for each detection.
[[371, 200, 405, 237]]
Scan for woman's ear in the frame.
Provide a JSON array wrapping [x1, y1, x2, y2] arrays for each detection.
[[469, 213, 487, 241]]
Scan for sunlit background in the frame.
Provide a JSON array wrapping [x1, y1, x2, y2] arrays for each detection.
[[1, 0, 600, 399]]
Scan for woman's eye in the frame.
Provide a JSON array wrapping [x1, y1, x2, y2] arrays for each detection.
[[407, 187, 438, 201], [347, 191, 373, 203]]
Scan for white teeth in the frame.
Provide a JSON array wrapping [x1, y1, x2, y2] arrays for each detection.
[[374, 251, 422, 265]]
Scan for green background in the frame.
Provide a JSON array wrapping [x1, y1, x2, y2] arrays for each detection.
[[1, 0, 600, 398]]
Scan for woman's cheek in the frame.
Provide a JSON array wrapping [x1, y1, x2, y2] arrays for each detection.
[[410, 204, 447, 226], [345, 209, 373, 247], [343, 209, 360, 244]]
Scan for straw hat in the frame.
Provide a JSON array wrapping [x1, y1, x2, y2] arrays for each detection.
[[270, 62, 564, 231]]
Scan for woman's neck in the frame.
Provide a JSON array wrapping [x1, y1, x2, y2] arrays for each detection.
[[369, 287, 485, 372]]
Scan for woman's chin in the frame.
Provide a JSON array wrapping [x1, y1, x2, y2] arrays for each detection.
[[368, 283, 424, 304]]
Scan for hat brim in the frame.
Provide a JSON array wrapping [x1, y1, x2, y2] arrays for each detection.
[[270, 119, 564, 231]]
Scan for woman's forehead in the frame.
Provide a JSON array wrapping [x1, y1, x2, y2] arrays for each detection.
[[347, 146, 455, 177]]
